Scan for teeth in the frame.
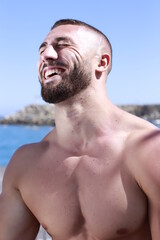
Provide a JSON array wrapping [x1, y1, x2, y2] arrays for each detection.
[[44, 68, 62, 79]]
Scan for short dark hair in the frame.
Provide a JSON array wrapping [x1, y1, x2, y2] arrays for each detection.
[[51, 19, 112, 73]]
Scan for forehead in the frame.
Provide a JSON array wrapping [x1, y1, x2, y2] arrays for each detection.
[[44, 24, 97, 47]]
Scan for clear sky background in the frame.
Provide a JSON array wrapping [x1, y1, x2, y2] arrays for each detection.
[[0, 0, 160, 116]]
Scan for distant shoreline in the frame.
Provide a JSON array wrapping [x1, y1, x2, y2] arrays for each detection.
[[0, 103, 160, 126], [0, 104, 55, 126]]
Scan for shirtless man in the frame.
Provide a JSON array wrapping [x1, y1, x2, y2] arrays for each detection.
[[0, 19, 160, 240]]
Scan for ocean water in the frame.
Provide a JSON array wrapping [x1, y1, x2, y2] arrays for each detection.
[[0, 125, 53, 166]]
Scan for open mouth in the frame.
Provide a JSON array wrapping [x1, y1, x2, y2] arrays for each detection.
[[43, 67, 65, 80]]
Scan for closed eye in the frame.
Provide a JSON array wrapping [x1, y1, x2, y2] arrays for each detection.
[[39, 47, 46, 54], [56, 42, 70, 48], [39, 42, 48, 55], [54, 37, 73, 48]]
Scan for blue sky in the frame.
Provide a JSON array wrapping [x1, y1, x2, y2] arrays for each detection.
[[0, 0, 160, 116]]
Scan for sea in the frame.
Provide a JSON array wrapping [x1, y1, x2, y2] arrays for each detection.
[[0, 121, 160, 166], [0, 125, 53, 166]]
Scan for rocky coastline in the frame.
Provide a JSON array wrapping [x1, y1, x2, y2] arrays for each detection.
[[0, 104, 55, 126], [0, 104, 160, 126]]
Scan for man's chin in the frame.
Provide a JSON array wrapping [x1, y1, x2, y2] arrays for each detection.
[[41, 91, 66, 104], [41, 89, 75, 104]]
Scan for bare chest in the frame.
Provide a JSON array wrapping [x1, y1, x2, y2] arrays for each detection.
[[20, 155, 149, 239]]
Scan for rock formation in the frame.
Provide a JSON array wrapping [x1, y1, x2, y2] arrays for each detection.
[[0, 104, 55, 126]]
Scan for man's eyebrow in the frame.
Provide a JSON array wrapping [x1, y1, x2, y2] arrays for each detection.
[[54, 36, 73, 43], [39, 42, 47, 51]]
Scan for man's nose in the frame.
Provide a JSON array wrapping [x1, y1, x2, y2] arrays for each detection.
[[41, 45, 58, 61]]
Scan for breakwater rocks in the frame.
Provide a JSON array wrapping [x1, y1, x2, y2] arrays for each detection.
[[0, 104, 160, 126], [120, 104, 160, 121], [0, 104, 55, 126]]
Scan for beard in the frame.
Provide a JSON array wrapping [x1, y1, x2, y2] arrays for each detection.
[[40, 61, 92, 104]]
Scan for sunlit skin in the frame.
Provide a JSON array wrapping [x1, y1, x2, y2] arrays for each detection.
[[0, 21, 160, 240]]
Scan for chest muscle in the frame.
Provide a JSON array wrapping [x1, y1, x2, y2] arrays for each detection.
[[20, 155, 148, 239]]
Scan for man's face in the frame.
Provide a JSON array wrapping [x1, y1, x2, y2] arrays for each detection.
[[37, 25, 95, 104]]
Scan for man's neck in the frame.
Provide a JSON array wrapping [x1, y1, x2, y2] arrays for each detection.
[[53, 92, 120, 154]]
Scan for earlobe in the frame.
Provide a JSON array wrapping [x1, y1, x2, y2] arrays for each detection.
[[97, 53, 110, 72]]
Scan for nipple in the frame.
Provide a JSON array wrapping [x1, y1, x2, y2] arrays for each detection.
[[116, 228, 129, 235]]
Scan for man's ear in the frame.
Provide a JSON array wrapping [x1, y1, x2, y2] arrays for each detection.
[[96, 53, 110, 73]]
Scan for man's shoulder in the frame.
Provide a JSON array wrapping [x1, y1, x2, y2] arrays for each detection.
[[3, 128, 56, 189], [124, 126, 160, 187], [11, 141, 48, 165], [3, 141, 49, 189], [119, 108, 159, 150], [126, 125, 160, 152]]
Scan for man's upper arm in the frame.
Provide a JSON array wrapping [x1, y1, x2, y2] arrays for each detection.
[[141, 133, 160, 238], [0, 148, 40, 240], [127, 130, 160, 238]]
